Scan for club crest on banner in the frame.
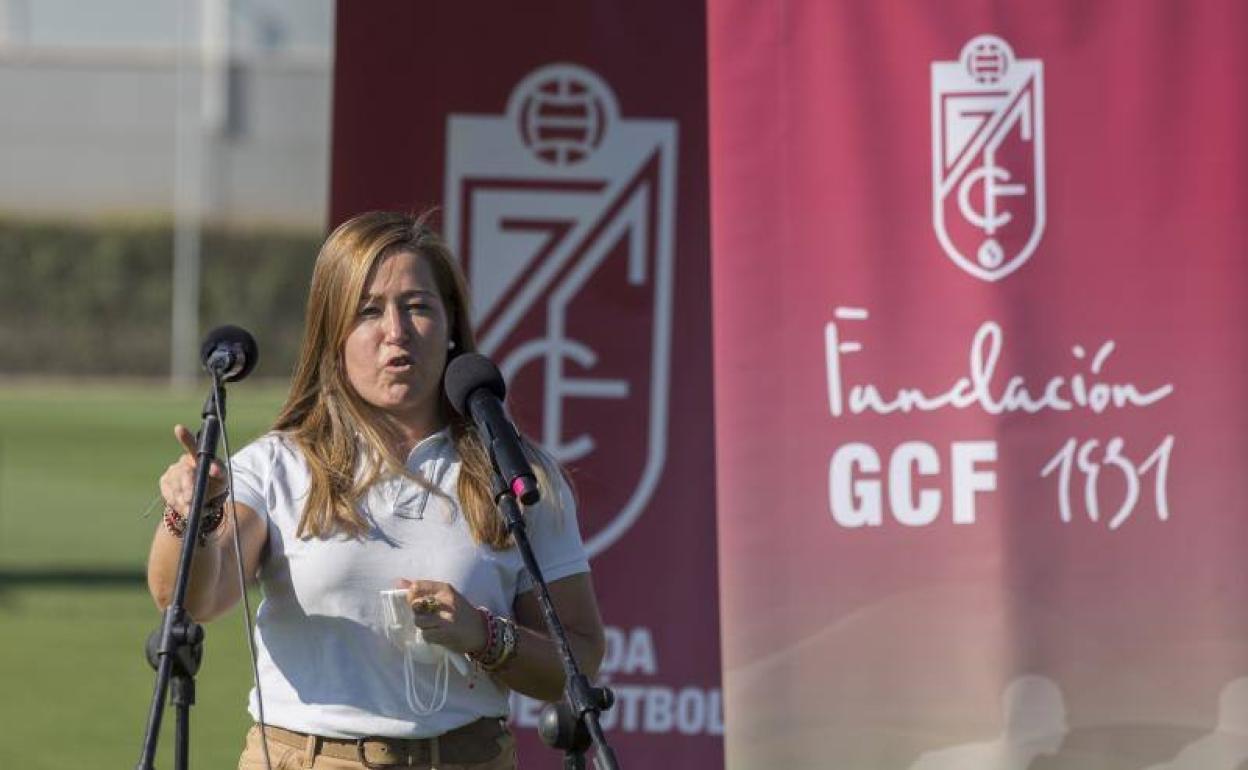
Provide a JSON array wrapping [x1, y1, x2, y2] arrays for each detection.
[[931, 35, 1045, 282], [444, 63, 678, 558]]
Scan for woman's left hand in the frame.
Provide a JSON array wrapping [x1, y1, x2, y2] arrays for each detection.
[[397, 578, 488, 655]]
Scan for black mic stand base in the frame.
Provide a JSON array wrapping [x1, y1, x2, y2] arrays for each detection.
[[145, 623, 204, 770], [539, 683, 616, 770]]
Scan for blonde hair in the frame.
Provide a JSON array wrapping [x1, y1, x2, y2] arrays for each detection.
[[273, 210, 563, 549]]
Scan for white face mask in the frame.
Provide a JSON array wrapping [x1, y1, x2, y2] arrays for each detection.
[[379, 589, 470, 715]]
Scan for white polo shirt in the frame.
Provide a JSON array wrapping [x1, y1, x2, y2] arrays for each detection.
[[227, 429, 590, 738]]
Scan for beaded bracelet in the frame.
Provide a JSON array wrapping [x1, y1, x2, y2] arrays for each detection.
[[470, 608, 502, 664], [485, 616, 518, 672], [162, 493, 228, 546], [476, 608, 500, 656], [469, 608, 519, 671]]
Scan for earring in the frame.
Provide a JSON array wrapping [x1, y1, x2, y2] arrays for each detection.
[[448, 339, 457, 351]]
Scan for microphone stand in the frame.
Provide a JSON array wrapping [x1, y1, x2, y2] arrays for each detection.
[[135, 377, 227, 770], [489, 471, 620, 770]]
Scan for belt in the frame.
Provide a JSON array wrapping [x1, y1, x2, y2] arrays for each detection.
[[259, 717, 508, 767]]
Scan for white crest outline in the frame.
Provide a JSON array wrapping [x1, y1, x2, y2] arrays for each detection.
[[931, 34, 1046, 282], [443, 63, 678, 558]]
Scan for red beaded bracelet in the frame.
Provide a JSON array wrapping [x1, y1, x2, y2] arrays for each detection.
[[162, 493, 227, 546], [473, 607, 496, 657], [468, 607, 518, 671]]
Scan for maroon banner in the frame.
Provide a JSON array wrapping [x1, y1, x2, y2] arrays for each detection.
[[331, 2, 721, 766], [711, 1, 1248, 769]]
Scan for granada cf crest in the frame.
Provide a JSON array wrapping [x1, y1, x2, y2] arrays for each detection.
[[444, 63, 677, 558], [931, 35, 1045, 281]]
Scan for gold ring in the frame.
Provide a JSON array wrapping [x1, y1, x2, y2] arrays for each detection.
[[414, 596, 439, 614]]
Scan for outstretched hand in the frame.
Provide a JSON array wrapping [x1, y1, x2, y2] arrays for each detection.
[[399, 578, 489, 655], [158, 424, 228, 515]]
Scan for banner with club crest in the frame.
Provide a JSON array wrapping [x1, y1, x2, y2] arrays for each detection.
[[331, 2, 721, 767], [710, 2, 1248, 769]]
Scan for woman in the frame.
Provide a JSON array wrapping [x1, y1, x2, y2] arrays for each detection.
[[147, 211, 606, 770]]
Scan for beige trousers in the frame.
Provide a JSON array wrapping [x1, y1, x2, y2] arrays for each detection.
[[237, 725, 518, 770]]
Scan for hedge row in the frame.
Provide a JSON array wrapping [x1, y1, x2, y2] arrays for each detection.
[[0, 218, 320, 377]]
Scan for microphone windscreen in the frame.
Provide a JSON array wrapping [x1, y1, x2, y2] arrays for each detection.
[[200, 325, 260, 382], [444, 353, 506, 416]]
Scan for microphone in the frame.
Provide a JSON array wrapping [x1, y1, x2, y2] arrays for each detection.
[[444, 353, 540, 505], [200, 325, 259, 383]]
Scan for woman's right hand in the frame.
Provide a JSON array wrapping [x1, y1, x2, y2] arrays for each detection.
[[149, 424, 266, 621], [158, 424, 227, 514]]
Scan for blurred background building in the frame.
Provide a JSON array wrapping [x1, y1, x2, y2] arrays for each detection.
[[0, 0, 333, 227], [0, 0, 336, 381]]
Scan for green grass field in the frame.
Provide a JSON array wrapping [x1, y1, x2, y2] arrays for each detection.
[[0, 383, 287, 768]]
